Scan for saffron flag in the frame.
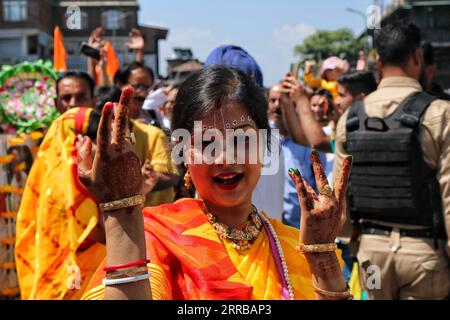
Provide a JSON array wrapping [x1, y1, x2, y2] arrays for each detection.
[[103, 41, 120, 78], [53, 26, 67, 72]]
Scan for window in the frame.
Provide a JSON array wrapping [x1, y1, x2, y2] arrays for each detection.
[[0, 38, 21, 56], [81, 11, 88, 30], [27, 35, 37, 54], [426, 7, 435, 28], [436, 8, 450, 28], [3, 0, 27, 21], [102, 10, 124, 30]]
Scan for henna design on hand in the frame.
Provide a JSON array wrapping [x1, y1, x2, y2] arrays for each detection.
[[288, 151, 353, 245], [312, 258, 341, 280], [77, 87, 144, 204]]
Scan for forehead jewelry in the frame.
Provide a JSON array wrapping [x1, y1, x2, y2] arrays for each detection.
[[224, 115, 254, 129]]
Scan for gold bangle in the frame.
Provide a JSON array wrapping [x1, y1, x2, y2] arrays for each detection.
[[99, 194, 145, 212], [313, 284, 353, 300], [296, 243, 337, 254]]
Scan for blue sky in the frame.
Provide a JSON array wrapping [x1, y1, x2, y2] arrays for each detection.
[[138, 0, 380, 86]]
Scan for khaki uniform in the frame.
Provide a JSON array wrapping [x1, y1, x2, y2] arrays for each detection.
[[333, 77, 450, 300]]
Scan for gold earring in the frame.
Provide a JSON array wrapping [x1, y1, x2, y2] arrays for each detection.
[[184, 170, 192, 190]]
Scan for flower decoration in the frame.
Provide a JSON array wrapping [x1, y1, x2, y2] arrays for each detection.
[[0, 60, 60, 133]]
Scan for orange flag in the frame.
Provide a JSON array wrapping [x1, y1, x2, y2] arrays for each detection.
[[53, 26, 67, 72], [103, 41, 120, 78]]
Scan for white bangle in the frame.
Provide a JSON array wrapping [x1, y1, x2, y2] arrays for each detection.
[[102, 273, 150, 286]]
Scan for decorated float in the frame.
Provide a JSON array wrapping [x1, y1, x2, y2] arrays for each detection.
[[0, 60, 59, 299]]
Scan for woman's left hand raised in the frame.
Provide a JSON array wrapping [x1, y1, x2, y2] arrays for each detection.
[[77, 87, 143, 204], [288, 150, 353, 245]]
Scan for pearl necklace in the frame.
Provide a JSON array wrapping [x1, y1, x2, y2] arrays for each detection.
[[258, 212, 295, 300]]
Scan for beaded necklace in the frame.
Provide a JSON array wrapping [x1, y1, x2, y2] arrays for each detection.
[[258, 212, 295, 300], [206, 205, 263, 253]]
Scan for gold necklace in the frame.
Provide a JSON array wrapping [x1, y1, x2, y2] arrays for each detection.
[[205, 205, 263, 253]]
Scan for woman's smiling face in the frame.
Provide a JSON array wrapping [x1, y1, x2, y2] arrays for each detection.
[[186, 101, 262, 209]]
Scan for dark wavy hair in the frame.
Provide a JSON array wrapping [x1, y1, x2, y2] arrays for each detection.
[[171, 65, 271, 149]]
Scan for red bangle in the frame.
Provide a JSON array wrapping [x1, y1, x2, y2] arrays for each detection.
[[103, 259, 149, 272]]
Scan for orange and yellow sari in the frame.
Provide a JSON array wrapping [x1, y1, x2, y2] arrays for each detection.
[[15, 108, 105, 300], [82, 198, 317, 300]]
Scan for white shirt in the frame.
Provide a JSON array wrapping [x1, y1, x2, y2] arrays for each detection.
[[252, 144, 285, 221], [322, 124, 335, 183]]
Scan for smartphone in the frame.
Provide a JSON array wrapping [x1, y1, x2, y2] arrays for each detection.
[[290, 62, 300, 80], [80, 42, 101, 60]]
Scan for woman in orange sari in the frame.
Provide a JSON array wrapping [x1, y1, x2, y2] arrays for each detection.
[[15, 107, 106, 300], [79, 66, 353, 300]]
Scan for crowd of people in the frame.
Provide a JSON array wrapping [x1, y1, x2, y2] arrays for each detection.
[[1, 19, 449, 300]]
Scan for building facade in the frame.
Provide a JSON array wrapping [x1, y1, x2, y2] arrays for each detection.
[[379, 0, 450, 88], [0, 0, 168, 75], [166, 47, 203, 81]]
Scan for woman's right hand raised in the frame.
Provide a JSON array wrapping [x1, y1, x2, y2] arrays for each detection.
[[281, 73, 306, 104], [304, 60, 316, 74], [77, 87, 144, 204]]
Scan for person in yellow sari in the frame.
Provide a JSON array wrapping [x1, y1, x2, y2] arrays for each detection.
[[82, 197, 332, 300], [78, 67, 354, 300], [15, 107, 106, 300]]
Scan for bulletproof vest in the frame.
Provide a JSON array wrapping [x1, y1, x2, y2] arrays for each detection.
[[345, 92, 445, 234]]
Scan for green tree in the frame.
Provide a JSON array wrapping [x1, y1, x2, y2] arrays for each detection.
[[294, 28, 364, 61]]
